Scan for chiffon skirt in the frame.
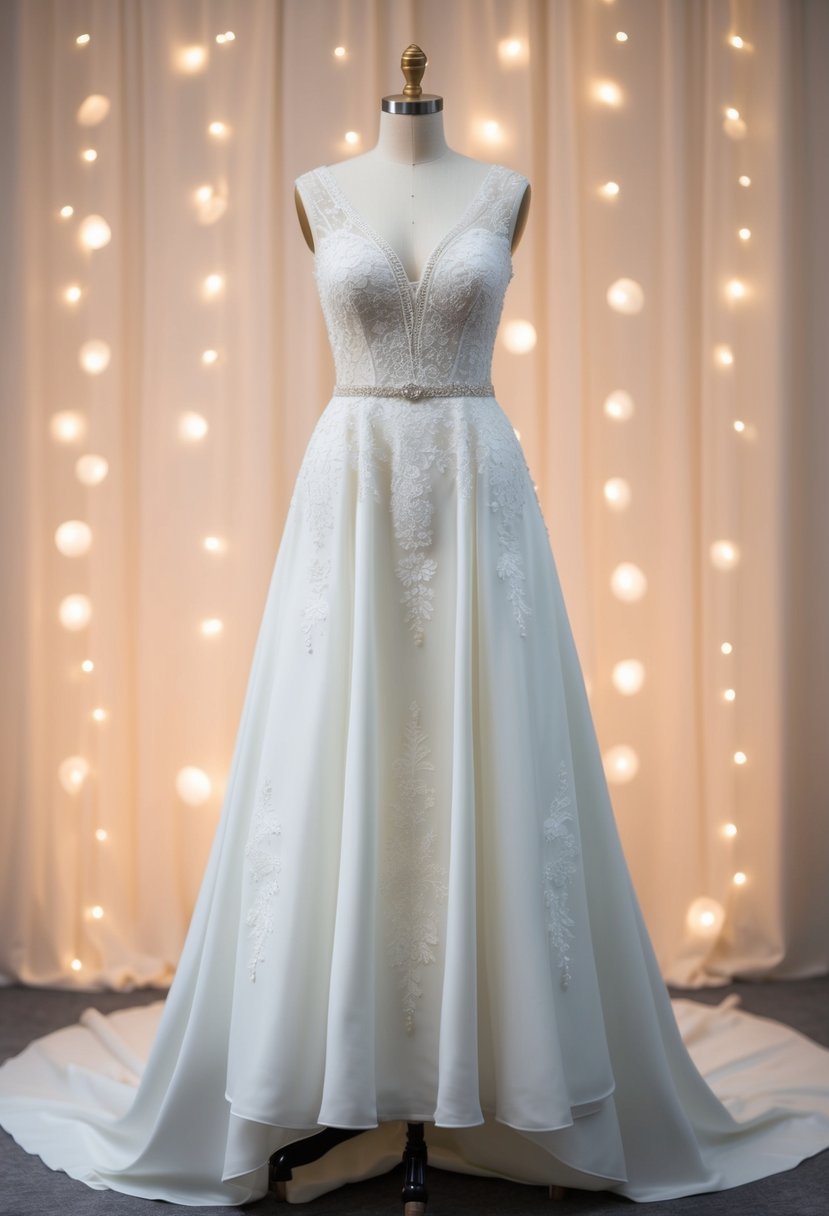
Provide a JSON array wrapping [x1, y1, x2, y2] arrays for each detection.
[[1, 394, 828, 1204]]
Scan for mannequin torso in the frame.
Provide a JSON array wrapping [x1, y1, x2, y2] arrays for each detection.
[[295, 111, 530, 279]]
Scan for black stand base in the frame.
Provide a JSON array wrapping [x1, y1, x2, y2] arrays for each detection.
[[268, 1126, 365, 1200], [266, 1120, 568, 1208], [401, 1121, 428, 1215]]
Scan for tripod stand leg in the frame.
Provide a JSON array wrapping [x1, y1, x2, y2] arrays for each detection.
[[401, 1121, 428, 1216]]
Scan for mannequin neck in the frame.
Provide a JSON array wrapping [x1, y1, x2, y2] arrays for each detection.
[[372, 109, 450, 164]]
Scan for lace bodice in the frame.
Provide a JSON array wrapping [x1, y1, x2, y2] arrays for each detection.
[[294, 161, 529, 390]]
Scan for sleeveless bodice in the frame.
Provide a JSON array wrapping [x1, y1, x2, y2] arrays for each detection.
[[294, 162, 529, 392]]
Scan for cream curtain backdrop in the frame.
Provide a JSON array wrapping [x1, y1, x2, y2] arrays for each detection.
[[0, 0, 826, 992]]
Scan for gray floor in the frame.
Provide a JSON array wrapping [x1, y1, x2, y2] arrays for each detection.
[[0, 978, 827, 1215]]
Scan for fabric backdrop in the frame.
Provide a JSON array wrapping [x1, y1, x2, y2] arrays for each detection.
[[0, 0, 826, 991]]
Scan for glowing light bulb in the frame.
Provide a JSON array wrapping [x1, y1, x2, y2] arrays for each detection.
[[612, 659, 645, 695], [50, 411, 87, 443], [87, 904, 104, 919], [594, 80, 623, 106], [92, 707, 108, 722], [193, 183, 227, 225], [714, 343, 734, 367], [599, 180, 620, 198], [738, 227, 751, 241], [176, 766, 212, 806], [603, 744, 640, 784], [201, 349, 219, 366], [70, 958, 83, 971], [723, 113, 747, 139], [710, 539, 740, 570], [733, 419, 746, 433], [726, 278, 747, 300], [208, 121, 230, 140], [497, 37, 528, 64], [59, 755, 90, 792], [60, 205, 74, 218], [177, 45, 207, 73], [685, 897, 725, 938], [333, 45, 347, 58], [64, 284, 82, 303], [76, 454, 109, 485], [216, 31, 235, 44], [502, 319, 536, 353], [203, 536, 225, 553], [723, 688, 736, 702], [95, 827, 108, 841], [344, 130, 360, 145], [81, 660, 94, 673], [615, 31, 628, 42], [722, 822, 738, 838], [76, 34, 90, 46], [734, 751, 747, 765], [81, 148, 98, 163], [178, 412, 209, 442], [78, 214, 111, 249], [58, 594, 92, 631], [481, 119, 502, 143], [738, 175, 751, 187], [603, 478, 632, 510], [603, 389, 634, 421], [200, 617, 224, 637], [610, 562, 647, 602], [721, 641, 733, 655], [729, 34, 745, 48], [79, 339, 111, 374], [77, 94, 110, 126], [607, 277, 644, 314], [733, 870, 747, 885], [203, 272, 224, 297], [55, 520, 92, 557]]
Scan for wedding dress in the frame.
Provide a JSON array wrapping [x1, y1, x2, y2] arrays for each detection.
[[1, 160, 829, 1207]]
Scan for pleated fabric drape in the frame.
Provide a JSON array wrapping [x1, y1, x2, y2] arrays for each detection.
[[0, 0, 826, 990]]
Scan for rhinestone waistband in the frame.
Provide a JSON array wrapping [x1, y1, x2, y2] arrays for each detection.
[[333, 381, 495, 401]]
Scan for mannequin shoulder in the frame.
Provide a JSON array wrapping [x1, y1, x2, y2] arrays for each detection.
[[293, 168, 323, 253]]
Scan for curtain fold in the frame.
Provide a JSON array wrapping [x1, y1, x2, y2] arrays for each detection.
[[0, 0, 826, 990]]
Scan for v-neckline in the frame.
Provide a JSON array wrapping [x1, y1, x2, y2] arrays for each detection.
[[317, 162, 500, 304]]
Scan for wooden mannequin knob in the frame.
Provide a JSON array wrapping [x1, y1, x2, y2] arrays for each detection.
[[401, 44, 427, 98]]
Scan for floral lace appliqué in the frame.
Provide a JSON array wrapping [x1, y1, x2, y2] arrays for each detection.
[[382, 699, 448, 1033], [243, 775, 283, 982], [543, 760, 580, 990], [301, 554, 331, 654], [292, 163, 533, 649]]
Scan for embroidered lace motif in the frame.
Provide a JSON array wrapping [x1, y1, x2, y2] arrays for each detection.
[[382, 699, 448, 1034], [543, 760, 580, 990], [291, 161, 533, 650], [292, 398, 534, 649], [243, 775, 283, 982]]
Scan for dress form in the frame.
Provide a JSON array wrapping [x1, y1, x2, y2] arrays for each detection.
[[294, 45, 531, 280]]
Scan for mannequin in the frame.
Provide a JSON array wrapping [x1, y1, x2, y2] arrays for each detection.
[[294, 44, 531, 275], [282, 46, 543, 1215]]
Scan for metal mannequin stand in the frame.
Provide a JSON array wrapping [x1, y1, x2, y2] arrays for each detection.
[[268, 1121, 568, 1213]]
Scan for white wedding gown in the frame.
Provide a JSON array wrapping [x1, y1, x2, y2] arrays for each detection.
[[2, 160, 829, 1206]]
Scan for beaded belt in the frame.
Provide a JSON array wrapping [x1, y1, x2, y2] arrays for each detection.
[[333, 381, 495, 401]]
